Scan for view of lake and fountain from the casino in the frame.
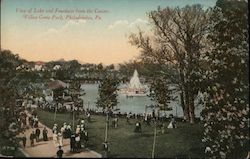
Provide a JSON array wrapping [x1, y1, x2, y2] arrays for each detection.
[[78, 70, 204, 117]]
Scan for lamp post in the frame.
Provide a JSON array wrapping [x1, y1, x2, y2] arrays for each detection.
[[151, 104, 160, 158], [104, 111, 108, 142], [152, 120, 157, 158], [53, 103, 57, 123], [72, 104, 75, 130]]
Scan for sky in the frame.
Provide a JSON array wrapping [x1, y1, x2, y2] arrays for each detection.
[[1, 0, 216, 65]]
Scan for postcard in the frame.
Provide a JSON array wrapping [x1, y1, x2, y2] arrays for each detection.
[[0, 0, 249, 158]]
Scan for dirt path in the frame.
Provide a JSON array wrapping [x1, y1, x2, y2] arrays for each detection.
[[17, 111, 101, 158]]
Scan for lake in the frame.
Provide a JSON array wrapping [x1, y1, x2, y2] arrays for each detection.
[[80, 84, 203, 117]]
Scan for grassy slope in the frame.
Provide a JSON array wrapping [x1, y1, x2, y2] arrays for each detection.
[[37, 109, 205, 158]]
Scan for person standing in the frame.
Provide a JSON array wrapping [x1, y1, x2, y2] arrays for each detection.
[[171, 116, 176, 128], [66, 124, 72, 138], [35, 128, 40, 142], [87, 112, 91, 122], [114, 116, 118, 128], [21, 132, 27, 148], [152, 109, 155, 119], [58, 132, 63, 147], [80, 126, 85, 148], [161, 123, 165, 134], [62, 123, 67, 138], [70, 133, 76, 152], [75, 125, 80, 135], [80, 120, 85, 129], [60, 126, 65, 137], [53, 133, 59, 147], [33, 116, 39, 128], [56, 146, 64, 158], [29, 116, 34, 128], [43, 127, 48, 141], [52, 124, 58, 134], [126, 113, 130, 123], [30, 131, 35, 147], [84, 130, 88, 148], [75, 134, 81, 152]]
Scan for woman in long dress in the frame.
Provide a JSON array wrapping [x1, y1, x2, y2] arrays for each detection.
[[53, 133, 59, 147], [167, 121, 173, 129]]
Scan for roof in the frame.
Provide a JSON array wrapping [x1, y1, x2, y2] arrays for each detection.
[[35, 61, 45, 65], [47, 80, 67, 90]]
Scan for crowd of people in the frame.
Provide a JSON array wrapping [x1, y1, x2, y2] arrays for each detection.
[[51, 119, 89, 154], [18, 108, 92, 158], [19, 111, 49, 147]]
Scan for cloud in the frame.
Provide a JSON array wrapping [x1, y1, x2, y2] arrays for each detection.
[[108, 20, 129, 30], [108, 18, 148, 30], [41, 20, 86, 36], [128, 18, 148, 28]]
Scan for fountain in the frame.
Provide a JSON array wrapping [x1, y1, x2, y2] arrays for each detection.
[[119, 69, 149, 97]]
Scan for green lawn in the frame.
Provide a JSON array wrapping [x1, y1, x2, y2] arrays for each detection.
[[36, 109, 205, 158]]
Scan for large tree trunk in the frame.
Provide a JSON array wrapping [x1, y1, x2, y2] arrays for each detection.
[[180, 90, 185, 113], [189, 95, 195, 124], [179, 67, 189, 121], [184, 87, 190, 122]]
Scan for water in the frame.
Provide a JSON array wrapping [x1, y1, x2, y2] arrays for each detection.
[[80, 84, 203, 117]]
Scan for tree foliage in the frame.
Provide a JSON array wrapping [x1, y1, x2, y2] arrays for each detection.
[[129, 4, 209, 123], [200, 0, 249, 158], [148, 77, 172, 111], [96, 74, 119, 110]]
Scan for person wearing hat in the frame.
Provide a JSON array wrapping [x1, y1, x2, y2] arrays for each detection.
[[80, 120, 85, 129], [80, 119, 85, 125], [53, 124, 58, 134]]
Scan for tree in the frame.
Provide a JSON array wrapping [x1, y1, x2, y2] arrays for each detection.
[[0, 50, 23, 123], [149, 77, 172, 111], [97, 63, 104, 71], [200, 0, 249, 158], [0, 50, 24, 154], [68, 80, 84, 127], [96, 74, 119, 145], [96, 74, 119, 110], [129, 4, 209, 123]]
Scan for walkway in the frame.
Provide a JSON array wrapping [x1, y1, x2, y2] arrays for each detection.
[[17, 111, 102, 158]]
